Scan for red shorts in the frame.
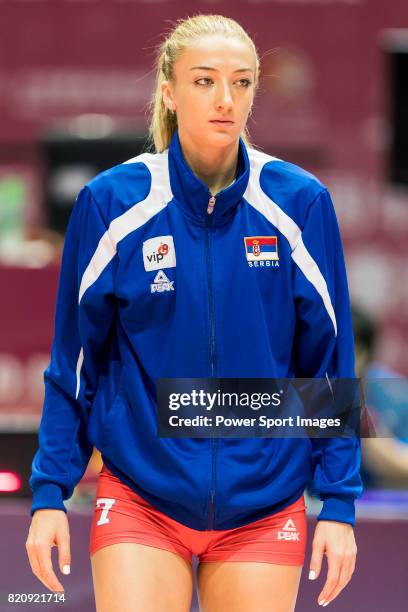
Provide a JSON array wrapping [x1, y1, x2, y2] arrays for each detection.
[[89, 464, 307, 565]]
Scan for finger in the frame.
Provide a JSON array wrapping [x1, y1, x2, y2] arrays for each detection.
[[36, 542, 65, 593], [26, 538, 55, 592], [321, 555, 354, 606], [26, 540, 43, 581], [27, 547, 54, 593], [56, 529, 71, 575], [350, 553, 356, 576], [318, 554, 341, 606], [309, 538, 325, 580]]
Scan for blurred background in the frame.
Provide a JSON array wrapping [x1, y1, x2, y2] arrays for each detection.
[[0, 1, 407, 610]]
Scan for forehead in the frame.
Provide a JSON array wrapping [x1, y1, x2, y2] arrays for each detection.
[[176, 34, 255, 71]]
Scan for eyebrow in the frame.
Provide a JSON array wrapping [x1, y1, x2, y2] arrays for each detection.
[[189, 66, 254, 73]]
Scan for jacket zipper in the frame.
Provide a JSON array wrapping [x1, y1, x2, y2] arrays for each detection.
[[205, 192, 218, 530]]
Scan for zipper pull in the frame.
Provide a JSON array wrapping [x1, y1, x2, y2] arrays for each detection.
[[207, 195, 216, 215]]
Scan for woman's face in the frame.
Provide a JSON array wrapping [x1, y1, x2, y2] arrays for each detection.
[[161, 34, 256, 149]]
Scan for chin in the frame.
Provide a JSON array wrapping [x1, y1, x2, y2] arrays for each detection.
[[206, 130, 240, 147], [183, 125, 240, 149]]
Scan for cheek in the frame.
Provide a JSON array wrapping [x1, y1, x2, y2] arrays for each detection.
[[178, 92, 208, 116], [238, 100, 252, 118]]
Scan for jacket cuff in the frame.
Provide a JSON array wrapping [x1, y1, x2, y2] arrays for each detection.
[[317, 495, 356, 526], [30, 483, 67, 517]]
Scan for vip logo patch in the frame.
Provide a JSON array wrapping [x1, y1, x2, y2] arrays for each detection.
[[151, 270, 174, 293], [244, 236, 279, 267], [143, 235, 176, 271]]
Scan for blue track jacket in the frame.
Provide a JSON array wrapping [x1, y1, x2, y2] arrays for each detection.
[[29, 129, 362, 528]]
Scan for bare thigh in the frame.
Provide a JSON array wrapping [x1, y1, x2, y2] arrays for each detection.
[[91, 543, 193, 612], [197, 561, 303, 612]]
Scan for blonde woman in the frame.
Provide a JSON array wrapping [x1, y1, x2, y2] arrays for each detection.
[[26, 14, 361, 612]]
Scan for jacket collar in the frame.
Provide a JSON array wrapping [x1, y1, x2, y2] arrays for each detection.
[[167, 128, 250, 226]]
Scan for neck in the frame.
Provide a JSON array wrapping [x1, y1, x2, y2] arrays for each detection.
[[178, 129, 239, 195]]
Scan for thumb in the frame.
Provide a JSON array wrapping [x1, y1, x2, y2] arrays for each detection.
[[56, 530, 71, 576], [309, 538, 325, 580]]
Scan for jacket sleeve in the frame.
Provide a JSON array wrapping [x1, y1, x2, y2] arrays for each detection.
[[292, 187, 363, 526], [29, 186, 117, 516]]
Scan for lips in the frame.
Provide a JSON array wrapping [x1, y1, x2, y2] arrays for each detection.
[[210, 120, 234, 124]]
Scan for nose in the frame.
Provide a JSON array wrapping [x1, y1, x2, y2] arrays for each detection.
[[215, 80, 234, 111]]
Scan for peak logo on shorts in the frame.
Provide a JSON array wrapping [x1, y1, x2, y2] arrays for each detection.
[[244, 236, 279, 268], [277, 518, 300, 541], [143, 235, 176, 271]]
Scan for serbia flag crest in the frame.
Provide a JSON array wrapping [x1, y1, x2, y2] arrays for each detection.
[[244, 236, 279, 262]]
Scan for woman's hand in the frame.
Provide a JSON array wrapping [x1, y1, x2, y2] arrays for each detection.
[[308, 520, 357, 607], [25, 509, 71, 593]]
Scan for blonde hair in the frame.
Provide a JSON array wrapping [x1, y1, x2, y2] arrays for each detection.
[[147, 14, 260, 153]]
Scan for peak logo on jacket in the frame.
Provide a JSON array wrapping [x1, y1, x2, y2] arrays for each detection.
[[143, 235, 176, 271], [151, 270, 174, 293], [244, 236, 279, 267]]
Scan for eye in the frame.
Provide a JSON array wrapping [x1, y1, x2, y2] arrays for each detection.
[[195, 78, 213, 86], [237, 79, 252, 87]]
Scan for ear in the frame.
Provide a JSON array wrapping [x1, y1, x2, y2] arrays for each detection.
[[160, 80, 176, 112]]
